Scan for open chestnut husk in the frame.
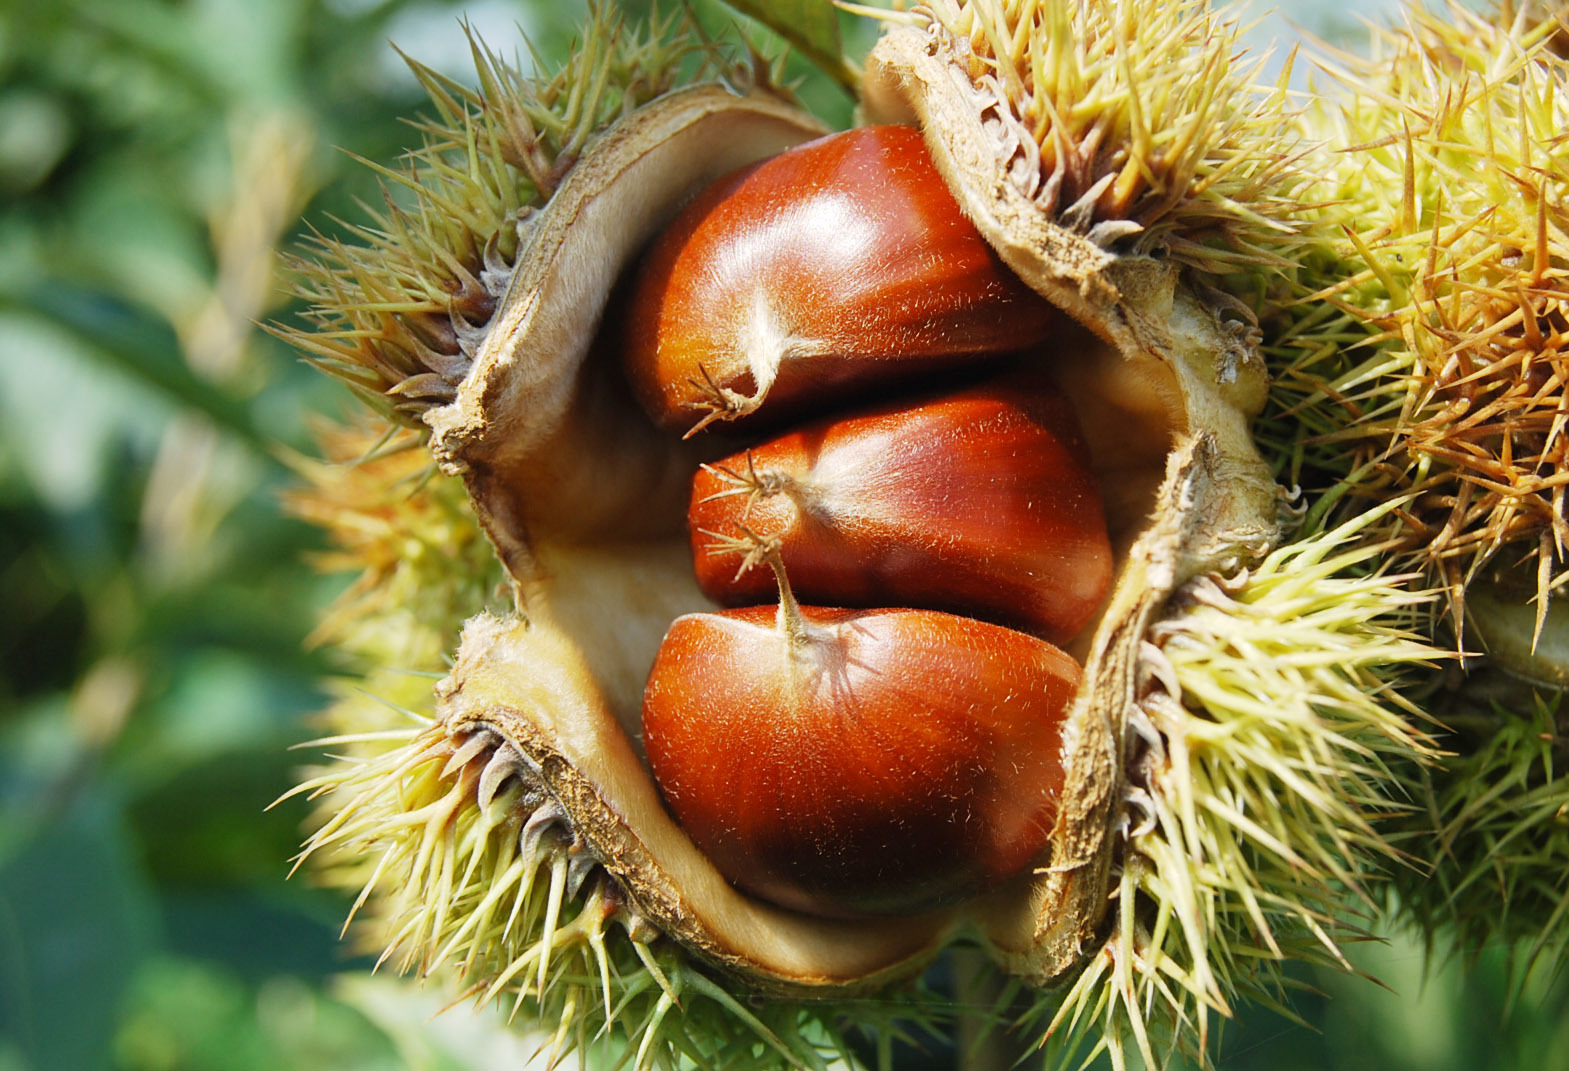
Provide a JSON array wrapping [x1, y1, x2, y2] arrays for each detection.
[[414, 57, 1276, 991], [276, 3, 1416, 1065]]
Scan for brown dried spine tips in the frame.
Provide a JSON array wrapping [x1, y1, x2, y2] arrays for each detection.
[[641, 534, 1081, 919], [688, 375, 1114, 645], [622, 125, 1060, 435]]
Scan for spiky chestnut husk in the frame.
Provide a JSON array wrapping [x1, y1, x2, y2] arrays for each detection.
[[282, 421, 505, 667], [1374, 561, 1569, 984], [278, 1, 1443, 1066], [1389, 665, 1569, 979], [1251, 0, 1569, 983], [1264, 0, 1569, 638], [413, 0, 1296, 990], [1025, 504, 1439, 1067]]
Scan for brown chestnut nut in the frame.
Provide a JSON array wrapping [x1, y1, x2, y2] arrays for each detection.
[[689, 374, 1113, 645], [641, 547, 1080, 919], [622, 125, 1059, 435]]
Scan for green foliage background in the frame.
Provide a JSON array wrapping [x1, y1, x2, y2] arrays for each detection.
[[0, 0, 1563, 1068]]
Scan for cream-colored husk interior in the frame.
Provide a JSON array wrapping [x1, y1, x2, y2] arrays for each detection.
[[419, 32, 1280, 992]]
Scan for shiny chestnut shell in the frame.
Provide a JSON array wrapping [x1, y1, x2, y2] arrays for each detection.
[[622, 125, 1059, 433], [689, 373, 1114, 644], [641, 601, 1081, 918]]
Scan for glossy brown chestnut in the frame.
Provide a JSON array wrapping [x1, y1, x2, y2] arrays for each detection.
[[622, 125, 1059, 434], [689, 374, 1113, 645], [641, 558, 1080, 919]]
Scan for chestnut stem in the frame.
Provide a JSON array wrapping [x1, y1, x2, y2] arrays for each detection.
[[700, 524, 809, 644], [764, 549, 808, 645], [953, 947, 1029, 1071]]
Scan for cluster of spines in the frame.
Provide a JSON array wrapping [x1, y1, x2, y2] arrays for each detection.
[[282, 421, 503, 667], [285, 712, 945, 1071], [1266, 0, 1569, 630], [905, 0, 1315, 279], [273, 5, 777, 422], [1251, 0, 1569, 991], [1022, 505, 1439, 1069], [1390, 681, 1569, 978]]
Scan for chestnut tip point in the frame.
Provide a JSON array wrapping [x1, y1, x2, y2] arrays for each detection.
[[698, 453, 791, 514], [680, 363, 761, 439]]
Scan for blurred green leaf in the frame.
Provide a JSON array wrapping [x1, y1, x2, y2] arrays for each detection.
[[0, 790, 157, 1071], [115, 959, 401, 1071], [116, 649, 320, 787], [0, 494, 89, 708], [3, 287, 273, 459], [0, 89, 73, 195], [1314, 933, 1569, 1071], [0, 309, 172, 520], [155, 888, 360, 981]]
